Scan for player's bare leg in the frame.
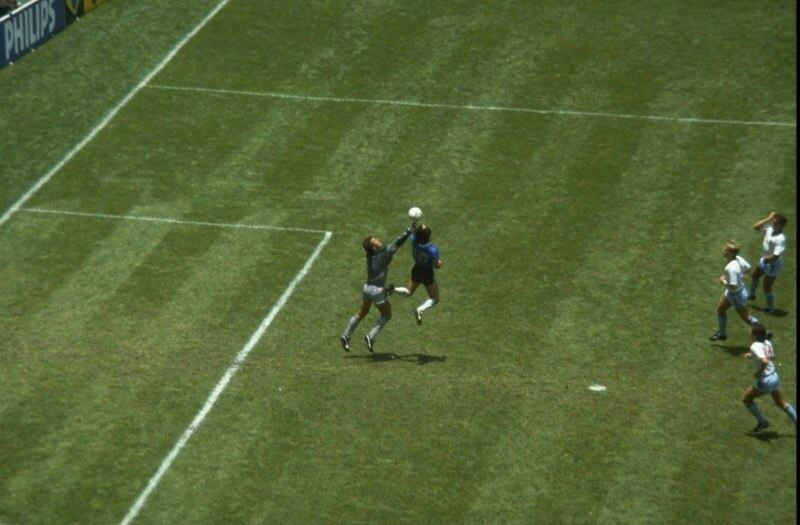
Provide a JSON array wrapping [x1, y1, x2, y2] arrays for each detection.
[[365, 300, 392, 352], [341, 298, 371, 352], [415, 282, 440, 325]]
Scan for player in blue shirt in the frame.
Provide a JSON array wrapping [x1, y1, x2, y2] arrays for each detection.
[[392, 224, 443, 324]]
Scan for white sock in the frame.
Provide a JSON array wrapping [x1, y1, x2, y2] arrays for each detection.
[[393, 287, 412, 297], [417, 298, 438, 314]]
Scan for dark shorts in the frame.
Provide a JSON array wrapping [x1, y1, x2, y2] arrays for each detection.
[[411, 265, 436, 286]]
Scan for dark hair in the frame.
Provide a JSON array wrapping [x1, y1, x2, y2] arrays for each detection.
[[751, 322, 768, 342], [774, 213, 788, 228], [416, 224, 431, 244], [363, 236, 375, 254]]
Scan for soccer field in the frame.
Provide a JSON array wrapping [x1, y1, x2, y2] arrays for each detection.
[[0, 1, 796, 523]]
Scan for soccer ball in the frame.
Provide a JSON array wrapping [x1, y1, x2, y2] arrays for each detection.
[[408, 207, 423, 221]]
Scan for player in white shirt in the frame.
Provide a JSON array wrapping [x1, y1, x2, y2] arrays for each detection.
[[709, 240, 760, 341], [741, 323, 797, 432], [748, 212, 788, 314]]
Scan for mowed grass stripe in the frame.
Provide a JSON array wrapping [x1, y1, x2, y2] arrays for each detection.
[[0, 0, 232, 230], [0, 1, 225, 215], [114, 14, 576, 512], [458, 120, 666, 520], [466, 121, 795, 523], [657, 125, 796, 525], [153, 1, 794, 123], [0, 214, 324, 523], [117, 4, 792, 516], [0, 215, 177, 516], [120, 231, 331, 525], [28, 91, 367, 230], [126, 38, 666, 522], [0, 1, 794, 523]]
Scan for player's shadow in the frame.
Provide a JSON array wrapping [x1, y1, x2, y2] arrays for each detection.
[[749, 306, 789, 317], [711, 344, 749, 356], [747, 431, 793, 443], [346, 352, 447, 365]]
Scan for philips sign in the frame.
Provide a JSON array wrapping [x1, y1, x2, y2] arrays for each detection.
[[1, 0, 65, 67]]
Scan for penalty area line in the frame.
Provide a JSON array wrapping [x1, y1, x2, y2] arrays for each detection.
[[146, 84, 797, 128], [119, 230, 332, 525], [19, 207, 331, 235]]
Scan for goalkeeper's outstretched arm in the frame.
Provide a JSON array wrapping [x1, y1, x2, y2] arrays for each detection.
[[386, 222, 416, 256]]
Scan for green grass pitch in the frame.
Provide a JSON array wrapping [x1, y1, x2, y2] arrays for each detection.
[[0, 1, 795, 523]]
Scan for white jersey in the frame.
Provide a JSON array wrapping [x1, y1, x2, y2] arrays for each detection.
[[761, 225, 787, 259], [750, 340, 776, 377], [724, 255, 751, 291]]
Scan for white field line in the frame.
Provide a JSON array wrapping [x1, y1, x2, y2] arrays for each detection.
[[120, 230, 332, 525], [20, 207, 330, 235], [147, 84, 797, 128], [0, 0, 232, 230]]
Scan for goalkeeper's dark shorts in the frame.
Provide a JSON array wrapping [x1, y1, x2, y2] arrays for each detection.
[[411, 265, 435, 286]]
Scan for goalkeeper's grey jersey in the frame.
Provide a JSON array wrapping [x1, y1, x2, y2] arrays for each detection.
[[365, 232, 410, 287]]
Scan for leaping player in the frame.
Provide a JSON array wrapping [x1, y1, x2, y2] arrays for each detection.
[[339, 221, 417, 353], [392, 224, 443, 325]]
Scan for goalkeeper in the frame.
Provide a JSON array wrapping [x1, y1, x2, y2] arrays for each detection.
[[339, 220, 417, 352]]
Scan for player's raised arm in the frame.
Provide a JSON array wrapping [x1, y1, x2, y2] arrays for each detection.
[[386, 222, 415, 256], [753, 212, 777, 231]]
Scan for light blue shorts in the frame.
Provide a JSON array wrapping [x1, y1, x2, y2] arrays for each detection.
[[758, 257, 783, 278], [724, 287, 749, 308], [754, 372, 780, 394]]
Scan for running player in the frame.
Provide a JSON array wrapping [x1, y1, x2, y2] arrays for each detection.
[[709, 240, 760, 341], [741, 323, 797, 432], [392, 224, 443, 324], [748, 212, 788, 314], [339, 222, 416, 353]]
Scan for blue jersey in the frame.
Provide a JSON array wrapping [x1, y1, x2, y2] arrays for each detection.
[[411, 235, 439, 269]]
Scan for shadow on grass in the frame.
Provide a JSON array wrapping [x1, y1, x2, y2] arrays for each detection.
[[747, 430, 794, 443], [346, 352, 447, 365], [749, 305, 789, 317], [711, 344, 749, 356]]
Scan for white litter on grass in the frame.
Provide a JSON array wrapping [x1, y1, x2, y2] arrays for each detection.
[[588, 384, 607, 392]]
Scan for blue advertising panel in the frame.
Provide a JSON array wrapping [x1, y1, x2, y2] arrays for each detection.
[[1, 0, 66, 68]]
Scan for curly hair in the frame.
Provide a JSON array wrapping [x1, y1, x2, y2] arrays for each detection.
[[416, 224, 431, 244]]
